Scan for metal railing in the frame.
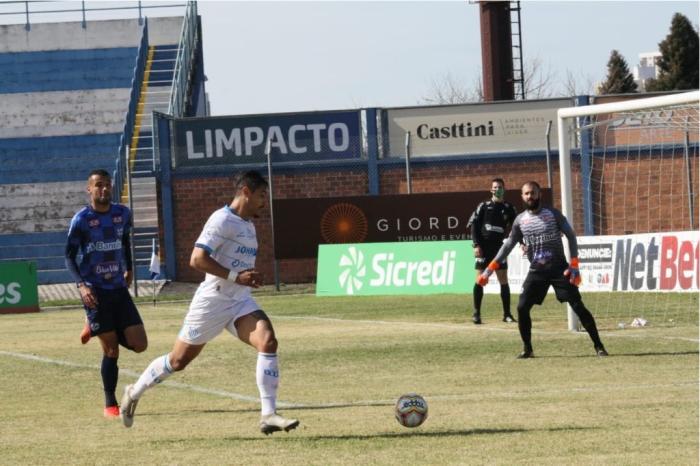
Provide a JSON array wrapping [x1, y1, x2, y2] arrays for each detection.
[[0, 1, 185, 30], [168, 0, 198, 117], [113, 18, 149, 203]]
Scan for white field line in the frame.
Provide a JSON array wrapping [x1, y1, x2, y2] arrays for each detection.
[[0, 350, 697, 410], [274, 314, 700, 343]]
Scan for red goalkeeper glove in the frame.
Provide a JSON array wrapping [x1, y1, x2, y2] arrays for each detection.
[[477, 261, 500, 286], [563, 257, 581, 286]]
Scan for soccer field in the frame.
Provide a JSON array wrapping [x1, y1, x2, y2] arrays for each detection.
[[1, 292, 698, 465]]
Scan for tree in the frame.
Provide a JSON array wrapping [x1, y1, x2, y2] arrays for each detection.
[[646, 13, 699, 91], [598, 50, 638, 94]]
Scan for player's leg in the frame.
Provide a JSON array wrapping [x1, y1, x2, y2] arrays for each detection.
[[233, 309, 299, 434], [120, 339, 205, 427], [472, 267, 484, 324], [96, 331, 121, 417], [516, 272, 548, 358], [495, 268, 515, 322], [551, 277, 607, 356], [114, 287, 147, 352]]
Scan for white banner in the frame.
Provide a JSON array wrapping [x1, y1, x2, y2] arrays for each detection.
[[484, 231, 699, 293], [387, 98, 573, 158]]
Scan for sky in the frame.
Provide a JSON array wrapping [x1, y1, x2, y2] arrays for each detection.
[[0, 1, 697, 116]]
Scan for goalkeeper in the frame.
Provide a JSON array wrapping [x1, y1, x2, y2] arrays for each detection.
[[477, 181, 608, 359]]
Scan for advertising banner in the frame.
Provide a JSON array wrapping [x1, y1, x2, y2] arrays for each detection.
[[172, 110, 362, 168], [482, 231, 699, 294], [0, 261, 39, 314], [386, 98, 572, 157], [274, 189, 551, 259], [316, 241, 475, 296]]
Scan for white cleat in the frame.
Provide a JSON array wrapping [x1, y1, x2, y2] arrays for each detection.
[[120, 384, 139, 428], [260, 412, 300, 435]]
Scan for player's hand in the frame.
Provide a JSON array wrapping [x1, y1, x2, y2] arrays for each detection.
[[520, 243, 528, 255], [235, 269, 263, 288], [476, 261, 500, 286], [474, 245, 482, 258], [124, 270, 134, 287], [79, 284, 98, 309], [563, 257, 581, 286]]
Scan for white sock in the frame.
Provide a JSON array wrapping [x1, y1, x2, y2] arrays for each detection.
[[131, 354, 174, 400], [256, 352, 279, 416]]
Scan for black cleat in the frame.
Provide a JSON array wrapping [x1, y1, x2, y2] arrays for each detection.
[[516, 350, 534, 359], [472, 313, 482, 325], [503, 315, 517, 323], [595, 346, 609, 357]]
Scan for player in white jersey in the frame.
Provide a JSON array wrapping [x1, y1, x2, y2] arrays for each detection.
[[119, 171, 299, 435]]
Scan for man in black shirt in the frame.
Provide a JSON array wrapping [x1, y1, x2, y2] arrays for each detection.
[[470, 178, 517, 324]]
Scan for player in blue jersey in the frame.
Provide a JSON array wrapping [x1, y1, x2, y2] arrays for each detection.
[[477, 181, 608, 359], [119, 171, 299, 435], [65, 169, 148, 418]]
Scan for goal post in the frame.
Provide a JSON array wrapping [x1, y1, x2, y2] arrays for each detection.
[[557, 90, 700, 331]]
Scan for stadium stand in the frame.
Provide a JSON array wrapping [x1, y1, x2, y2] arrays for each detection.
[[0, 12, 199, 284]]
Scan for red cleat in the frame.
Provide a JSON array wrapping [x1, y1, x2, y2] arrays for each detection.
[[80, 322, 91, 344], [104, 405, 120, 418]]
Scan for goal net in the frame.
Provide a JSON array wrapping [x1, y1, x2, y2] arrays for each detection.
[[557, 91, 699, 329]]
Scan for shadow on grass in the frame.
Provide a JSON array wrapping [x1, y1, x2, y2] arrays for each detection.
[[148, 425, 596, 444], [545, 350, 699, 359], [138, 401, 396, 418]]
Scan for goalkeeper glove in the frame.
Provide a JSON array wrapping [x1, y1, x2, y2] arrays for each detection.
[[477, 261, 500, 286], [563, 257, 581, 286]]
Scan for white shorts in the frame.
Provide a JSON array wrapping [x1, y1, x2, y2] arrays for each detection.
[[178, 292, 260, 345]]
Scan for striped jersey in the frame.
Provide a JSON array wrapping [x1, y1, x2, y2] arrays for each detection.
[[494, 206, 578, 271], [65, 203, 133, 289]]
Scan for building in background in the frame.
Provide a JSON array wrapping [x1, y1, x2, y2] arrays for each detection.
[[633, 51, 662, 92]]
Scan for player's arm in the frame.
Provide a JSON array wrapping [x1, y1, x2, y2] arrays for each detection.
[[64, 218, 97, 308], [554, 209, 582, 285], [471, 203, 485, 256], [190, 246, 261, 288], [122, 212, 134, 287], [476, 220, 522, 285]]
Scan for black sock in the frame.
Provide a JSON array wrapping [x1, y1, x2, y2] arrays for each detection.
[[500, 284, 511, 317], [517, 302, 533, 351], [101, 355, 119, 407], [571, 301, 603, 348], [473, 283, 483, 314]]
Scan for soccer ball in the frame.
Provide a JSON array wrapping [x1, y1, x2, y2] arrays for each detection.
[[394, 393, 428, 428]]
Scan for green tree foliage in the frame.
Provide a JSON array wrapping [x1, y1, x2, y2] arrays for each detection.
[[599, 50, 638, 94], [646, 13, 699, 91]]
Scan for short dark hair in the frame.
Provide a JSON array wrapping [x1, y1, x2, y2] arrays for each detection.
[[233, 170, 268, 193], [88, 169, 110, 179], [491, 178, 505, 186], [522, 180, 541, 191]]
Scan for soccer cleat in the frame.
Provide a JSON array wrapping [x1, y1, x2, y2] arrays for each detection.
[[120, 384, 139, 428], [472, 313, 482, 325], [260, 413, 300, 435], [103, 405, 120, 418], [595, 346, 609, 357], [80, 321, 91, 344], [516, 350, 534, 359], [503, 315, 517, 323]]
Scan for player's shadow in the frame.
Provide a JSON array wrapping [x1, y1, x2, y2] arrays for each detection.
[[546, 350, 698, 359], [148, 425, 595, 444]]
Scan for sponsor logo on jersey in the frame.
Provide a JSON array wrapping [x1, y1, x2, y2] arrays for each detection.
[[112, 216, 123, 224], [88, 219, 100, 228], [234, 245, 257, 256], [95, 262, 120, 275], [85, 240, 122, 254]]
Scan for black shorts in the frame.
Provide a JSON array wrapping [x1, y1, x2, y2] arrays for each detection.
[[475, 242, 508, 270], [518, 267, 581, 306], [84, 287, 143, 337]]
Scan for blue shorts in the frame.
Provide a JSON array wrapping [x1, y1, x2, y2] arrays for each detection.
[[84, 287, 143, 337]]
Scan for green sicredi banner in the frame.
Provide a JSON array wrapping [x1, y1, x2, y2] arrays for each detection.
[[316, 241, 475, 296], [0, 261, 39, 314]]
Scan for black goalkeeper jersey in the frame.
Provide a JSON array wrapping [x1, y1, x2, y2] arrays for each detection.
[[471, 200, 517, 247]]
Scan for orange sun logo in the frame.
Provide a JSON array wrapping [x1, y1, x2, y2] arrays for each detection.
[[320, 203, 368, 244]]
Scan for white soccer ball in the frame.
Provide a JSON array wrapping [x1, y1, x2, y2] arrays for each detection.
[[394, 393, 428, 428]]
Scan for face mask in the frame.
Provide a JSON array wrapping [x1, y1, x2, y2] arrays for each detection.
[[494, 187, 505, 199]]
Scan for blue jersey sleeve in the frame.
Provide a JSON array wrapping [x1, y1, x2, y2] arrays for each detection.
[[65, 213, 85, 284]]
